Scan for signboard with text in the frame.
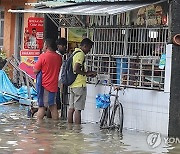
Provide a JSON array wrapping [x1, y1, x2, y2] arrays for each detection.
[[21, 17, 44, 79], [24, 17, 44, 50], [20, 49, 40, 79]]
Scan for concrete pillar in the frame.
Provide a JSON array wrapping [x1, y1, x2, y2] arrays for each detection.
[[3, 6, 15, 57], [169, 0, 180, 137]]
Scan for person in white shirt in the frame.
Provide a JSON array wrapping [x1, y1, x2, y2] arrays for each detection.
[[29, 28, 39, 49]]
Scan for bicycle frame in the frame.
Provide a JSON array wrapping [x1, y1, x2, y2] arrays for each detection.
[[99, 84, 125, 133]]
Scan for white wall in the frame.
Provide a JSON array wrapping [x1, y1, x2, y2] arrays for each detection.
[[82, 84, 170, 135], [82, 45, 172, 136]]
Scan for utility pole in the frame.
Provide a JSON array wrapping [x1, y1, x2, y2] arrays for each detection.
[[169, 0, 180, 138]]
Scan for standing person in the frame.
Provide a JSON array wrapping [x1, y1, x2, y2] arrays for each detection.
[[56, 38, 68, 117], [33, 38, 62, 120], [56, 37, 67, 56], [46, 37, 68, 118], [68, 38, 97, 124]]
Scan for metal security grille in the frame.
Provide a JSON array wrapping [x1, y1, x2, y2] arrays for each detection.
[[46, 14, 85, 28], [46, 14, 60, 27], [86, 27, 168, 90]]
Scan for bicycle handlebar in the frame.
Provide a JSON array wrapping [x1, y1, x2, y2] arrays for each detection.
[[109, 85, 126, 95], [113, 86, 126, 91], [94, 76, 126, 95]]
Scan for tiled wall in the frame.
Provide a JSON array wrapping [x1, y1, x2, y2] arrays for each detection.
[[82, 84, 170, 135], [121, 89, 169, 135]]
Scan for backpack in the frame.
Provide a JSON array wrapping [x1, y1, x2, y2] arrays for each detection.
[[61, 51, 82, 86]]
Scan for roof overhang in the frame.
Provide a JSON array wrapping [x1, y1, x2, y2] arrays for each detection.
[[8, 0, 167, 16]]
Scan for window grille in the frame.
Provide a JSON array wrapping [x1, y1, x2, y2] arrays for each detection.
[[86, 27, 168, 90]]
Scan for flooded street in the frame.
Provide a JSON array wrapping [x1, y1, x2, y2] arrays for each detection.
[[0, 104, 179, 154]]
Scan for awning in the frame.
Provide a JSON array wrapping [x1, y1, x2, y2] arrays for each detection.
[[9, 0, 167, 16]]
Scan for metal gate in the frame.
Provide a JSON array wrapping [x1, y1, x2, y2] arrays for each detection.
[[87, 27, 168, 90]]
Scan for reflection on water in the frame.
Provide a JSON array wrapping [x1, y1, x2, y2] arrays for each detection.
[[0, 104, 178, 154]]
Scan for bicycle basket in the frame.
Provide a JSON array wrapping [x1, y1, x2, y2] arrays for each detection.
[[96, 94, 110, 109]]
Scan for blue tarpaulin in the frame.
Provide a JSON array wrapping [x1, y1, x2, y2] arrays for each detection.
[[0, 70, 37, 104]]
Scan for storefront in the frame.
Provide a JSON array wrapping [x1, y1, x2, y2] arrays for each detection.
[[83, 0, 170, 136], [9, 0, 180, 137]]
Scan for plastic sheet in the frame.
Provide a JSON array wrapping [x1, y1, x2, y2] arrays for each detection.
[[96, 94, 110, 109], [0, 70, 37, 104]]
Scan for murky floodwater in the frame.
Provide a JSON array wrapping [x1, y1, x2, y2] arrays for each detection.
[[0, 103, 179, 154]]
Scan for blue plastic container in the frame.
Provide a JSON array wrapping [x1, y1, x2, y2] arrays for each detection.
[[116, 58, 128, 84]]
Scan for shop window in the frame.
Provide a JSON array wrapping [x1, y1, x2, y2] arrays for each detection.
[[87, 27, 168, 90]]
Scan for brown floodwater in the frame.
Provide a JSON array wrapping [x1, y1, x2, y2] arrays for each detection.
[[0, 103, 179, 154]]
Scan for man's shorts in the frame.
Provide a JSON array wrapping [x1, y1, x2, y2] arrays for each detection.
[[69, 87, 87, 110], [38, 86, 57, 107]]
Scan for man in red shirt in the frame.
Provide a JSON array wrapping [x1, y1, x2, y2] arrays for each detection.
[[34, 38, 62, 120]]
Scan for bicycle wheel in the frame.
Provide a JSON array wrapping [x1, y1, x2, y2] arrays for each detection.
[[110, 102, 123, 133], [99, 107, 109, 128]]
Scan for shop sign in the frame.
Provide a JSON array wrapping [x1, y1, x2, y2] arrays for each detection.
[[135, 4, 167, 26], [88, 12, 130, 27], [20, 50, 40, 57]]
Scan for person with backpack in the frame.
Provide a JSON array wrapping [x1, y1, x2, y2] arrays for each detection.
[[67, 38, 97, 124], [33, 38, 62, 121]]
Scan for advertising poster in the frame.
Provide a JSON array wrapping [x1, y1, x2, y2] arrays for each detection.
[[19, 50, 40, 79], [24, 17, 44, 49], [21, 17, 44, 79], [68, 28, 88, 42]]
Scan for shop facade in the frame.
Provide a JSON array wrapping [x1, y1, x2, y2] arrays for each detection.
[[9, 0, 180, 137], [83, 1, 170, 136]]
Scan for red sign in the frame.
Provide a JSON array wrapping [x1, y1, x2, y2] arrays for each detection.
[[20, 49, 40, 56], [19, 62, 36, 79], [24, 17, 44, 50], [20, 49, 40, 79]]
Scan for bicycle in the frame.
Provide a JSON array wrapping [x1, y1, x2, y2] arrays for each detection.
[[98, 84, 125, 133]]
